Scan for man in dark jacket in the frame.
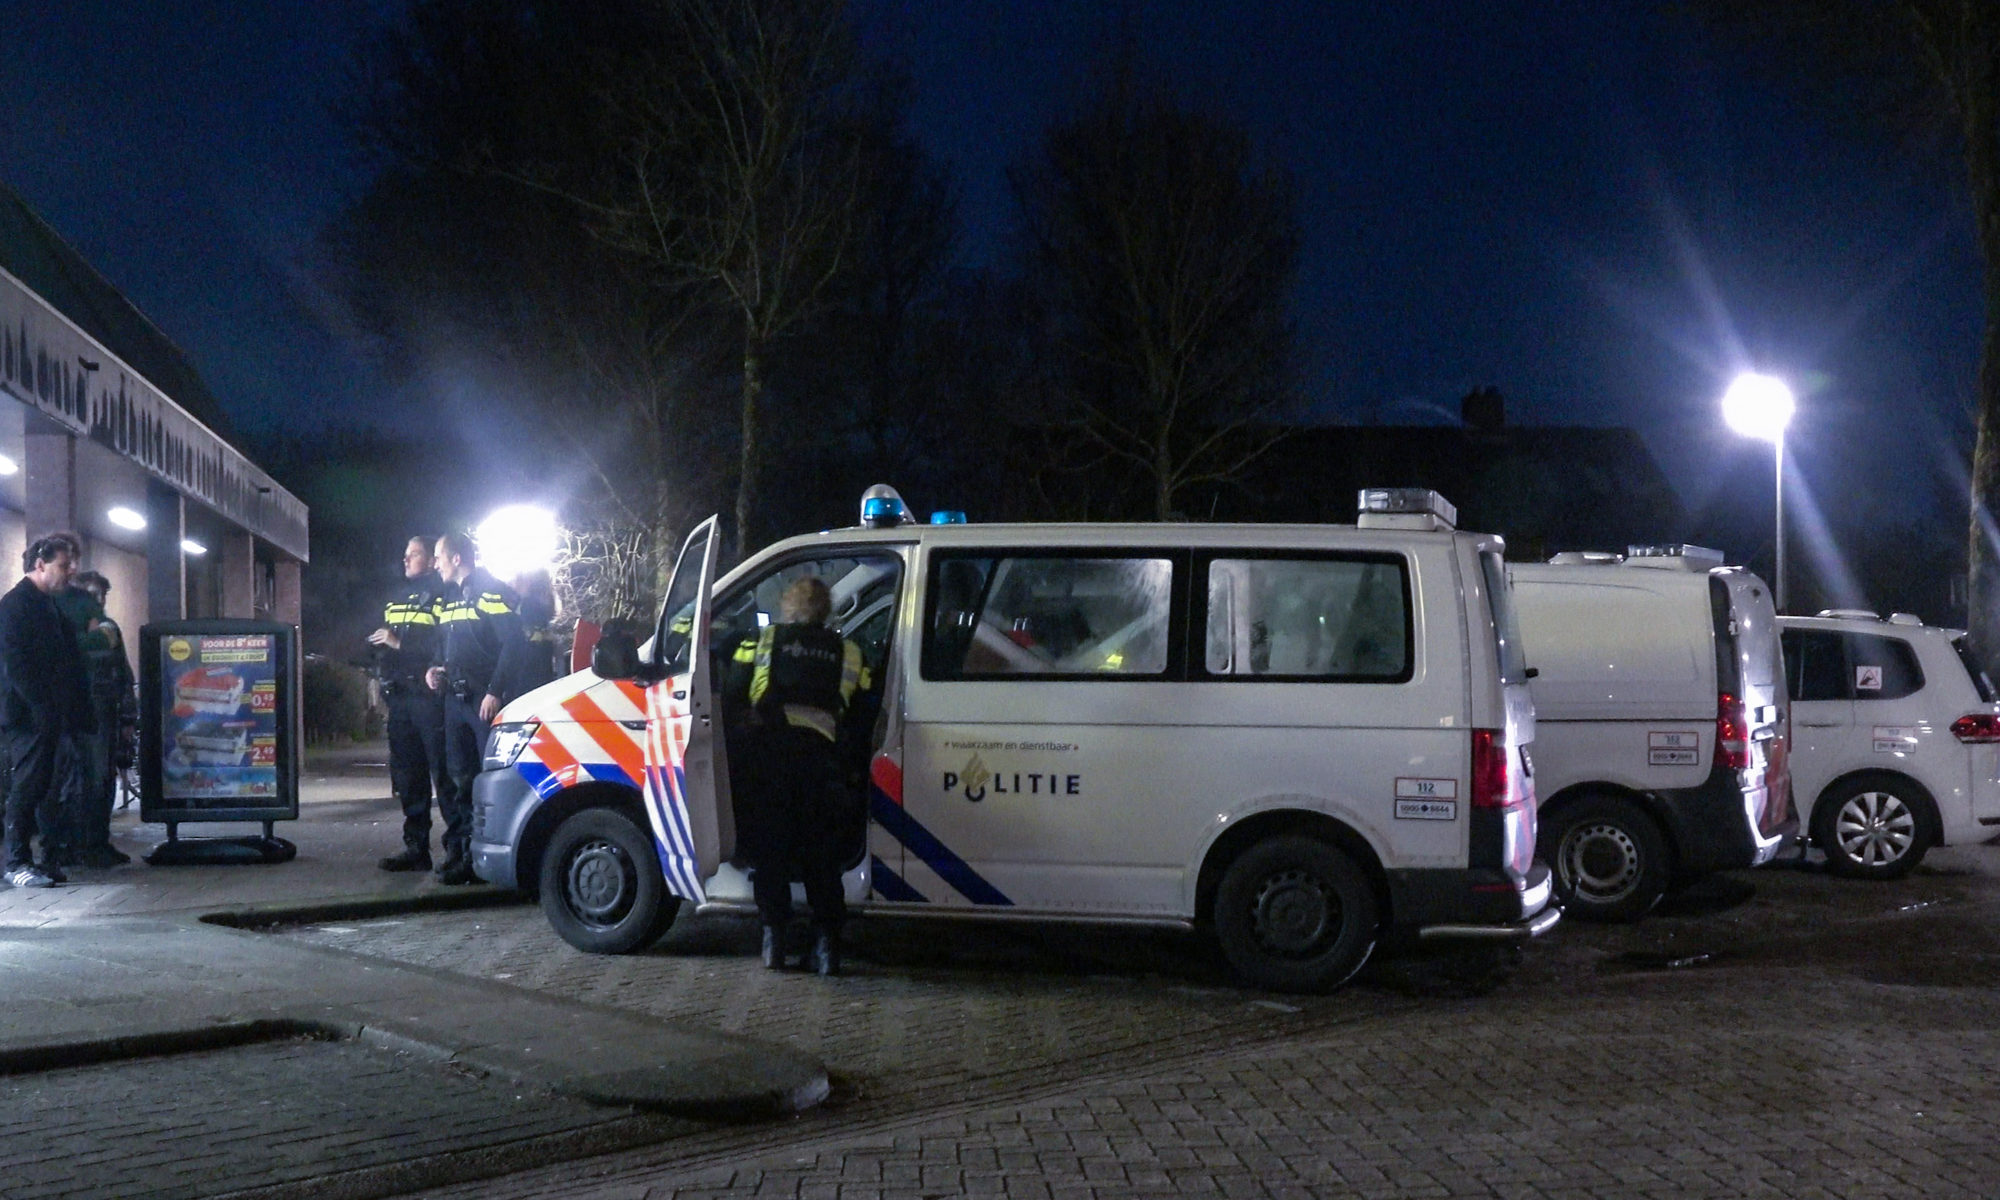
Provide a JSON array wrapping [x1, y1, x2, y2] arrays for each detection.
[[1, 533, 94, 888], [68, 571, 134, 867], [424, 532, 532, 885], [367, 536, 449, 872]]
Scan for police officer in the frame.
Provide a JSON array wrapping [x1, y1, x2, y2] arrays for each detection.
[[728, 576, 865, 976], [367, 537, 449, 872], [425, 531, 532, 885]]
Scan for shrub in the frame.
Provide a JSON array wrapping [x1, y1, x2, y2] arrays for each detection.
[[303, 656, 379, 744]]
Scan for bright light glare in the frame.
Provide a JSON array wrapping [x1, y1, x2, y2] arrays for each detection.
[[1721, 373, 1795, 444], [180, 539, 208, 556], [475, 504, 559, 581], [0, 455, 17, 477], [107, 506, 146, 531]]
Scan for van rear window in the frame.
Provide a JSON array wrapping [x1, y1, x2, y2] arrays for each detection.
[[923, 554, 1175, 679], [1479, 552, 1528, 684], [1202, 556, 1410, 681], [1954, 636, 1997, 703]]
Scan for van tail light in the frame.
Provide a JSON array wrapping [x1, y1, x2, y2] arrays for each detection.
[[1951, 714, 2000, 744], [1471, 728, 1518, 810], [1716, 691, 1751, 770]]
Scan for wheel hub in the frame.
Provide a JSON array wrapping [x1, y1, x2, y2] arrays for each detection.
[[1251, 868, 1336, 956], [1558, 822, 1641, 903], [1836, 791, 1915, 867], [567, 838, 635, 924]]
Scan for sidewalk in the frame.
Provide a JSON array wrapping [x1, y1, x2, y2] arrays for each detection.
[[0, 742, 827, 1120]]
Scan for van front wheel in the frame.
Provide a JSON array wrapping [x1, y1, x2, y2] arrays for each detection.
[[1545, 797, 1670, 922], [1213, 837, 1378, 993], [539, 808, 681, 954]]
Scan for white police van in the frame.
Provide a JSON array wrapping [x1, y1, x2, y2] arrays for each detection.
[[1511, 546, 1794, 920], [470, 488, 1557, 993]]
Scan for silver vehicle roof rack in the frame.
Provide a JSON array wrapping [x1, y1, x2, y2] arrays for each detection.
[[1624, 544, 1726, 571], [1356, 488, 1457, 532]]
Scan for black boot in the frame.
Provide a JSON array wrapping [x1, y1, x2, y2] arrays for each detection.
[[379, 846, 432, 872], [760, 925, 786, 970], [808, 929, 841, 977]]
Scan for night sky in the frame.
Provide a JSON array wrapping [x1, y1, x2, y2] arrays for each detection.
[[0, 1, 1984, 550]]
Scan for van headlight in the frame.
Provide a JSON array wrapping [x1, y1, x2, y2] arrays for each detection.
[[484, 721, 540, 770]]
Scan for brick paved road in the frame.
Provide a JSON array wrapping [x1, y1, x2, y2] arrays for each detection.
[[0, 1035, 683, 1200], [288, 849, 2000, 1199]]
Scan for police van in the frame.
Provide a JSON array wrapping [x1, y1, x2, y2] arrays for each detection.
[[469, 488, 1557, 993], [1511, 546, 1795, 921]]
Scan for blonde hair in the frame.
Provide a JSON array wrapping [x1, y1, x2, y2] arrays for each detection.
[[779, 576, 832, 624]]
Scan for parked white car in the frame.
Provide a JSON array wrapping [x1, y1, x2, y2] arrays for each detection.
[[1779, 611, 2000, 877]]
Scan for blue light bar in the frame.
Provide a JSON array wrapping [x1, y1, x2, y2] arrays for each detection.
[[929, 511, 967, 524]]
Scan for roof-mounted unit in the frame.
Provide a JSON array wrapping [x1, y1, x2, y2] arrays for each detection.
[[1624, 544, 1726, 572], [1356, 488, 1457, 532], [1547, 551, 1624, 566]]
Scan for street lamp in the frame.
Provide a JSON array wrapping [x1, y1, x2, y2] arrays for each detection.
[[474, 504, 559, 582], [1721, 372, 1796, 611]]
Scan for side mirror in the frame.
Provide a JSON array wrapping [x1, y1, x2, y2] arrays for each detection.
[[592, 630, 642, 680]]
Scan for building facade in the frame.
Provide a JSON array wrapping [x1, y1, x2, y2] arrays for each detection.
[[0, 185, 306, 658]]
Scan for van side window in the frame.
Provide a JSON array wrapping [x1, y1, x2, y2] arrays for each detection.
[[1202, 556, 1410, 681], [923, 555, 1174, 678], [1846, 633, 1923, 700], [1782, 630, 1847, 702]]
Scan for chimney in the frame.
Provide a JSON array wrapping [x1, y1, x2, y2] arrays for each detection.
[[1461, 386, 1505, 431]]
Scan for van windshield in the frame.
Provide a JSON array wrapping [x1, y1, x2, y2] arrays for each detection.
[[1479, 551, 1528, 684]]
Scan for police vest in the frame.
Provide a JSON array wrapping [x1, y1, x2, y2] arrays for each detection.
[[741, 624, 861, 741]]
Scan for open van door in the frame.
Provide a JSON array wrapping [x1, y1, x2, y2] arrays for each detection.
[[642, 516, 733, 903]]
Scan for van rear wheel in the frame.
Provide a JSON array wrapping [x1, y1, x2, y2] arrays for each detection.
[[1545, 797, 1670, 922], [539, 808, 681, 954], [1213, 836, 1378, 993]]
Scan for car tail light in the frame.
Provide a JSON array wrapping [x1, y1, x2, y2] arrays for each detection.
[[1951, 714, 2000, 743], [1716, 691, 1750, 770], [1471, 728, 1518, 809]]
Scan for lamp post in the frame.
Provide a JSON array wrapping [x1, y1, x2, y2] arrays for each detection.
[[1720, 372, 1796, 612]]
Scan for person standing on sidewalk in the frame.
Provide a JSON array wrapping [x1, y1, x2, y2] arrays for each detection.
[[68, 571, 133, 867], [367, 536, 448, 872], [425, 532, 531, 886], [0, 533, 94, 889]]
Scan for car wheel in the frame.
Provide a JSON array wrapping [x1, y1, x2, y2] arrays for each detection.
[[1813, 774, 1934, 880], [538, 808, 681, 954], [1212, 836, 1378, 993], [1543, 796, 1671, 923]]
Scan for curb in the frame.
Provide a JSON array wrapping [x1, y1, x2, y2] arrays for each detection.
[[0, 1017, 355, 1076], [198, 888, 532, 929]]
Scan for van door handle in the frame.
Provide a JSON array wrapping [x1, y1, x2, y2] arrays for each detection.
[[1798, 719, 1843, 728]]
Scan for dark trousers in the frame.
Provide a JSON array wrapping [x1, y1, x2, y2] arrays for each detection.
[[743, 725, 847, 934], [3, 727, 69, 871], [386, 689, 448, 852], [438, 692, 487, 863], [72, 729, 110, 852]]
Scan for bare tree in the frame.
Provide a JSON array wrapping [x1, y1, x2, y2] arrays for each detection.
[[1689, 1, 2000, 663], [601, 0, 865, 556], [1013, 83, 1300, 521]]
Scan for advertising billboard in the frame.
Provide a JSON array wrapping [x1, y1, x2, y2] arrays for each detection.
[[141, 620, 300, 826]]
